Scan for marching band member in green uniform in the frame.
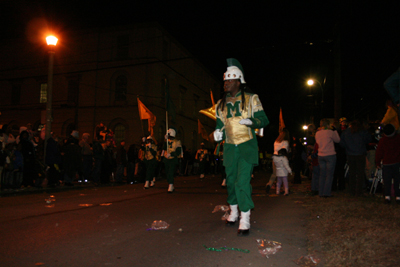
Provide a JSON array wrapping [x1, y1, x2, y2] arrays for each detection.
[[144, 136, 157, 189], [212, 58, 269, 236], [162, 127, 183, 193]]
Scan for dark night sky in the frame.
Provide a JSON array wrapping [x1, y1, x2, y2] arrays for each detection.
[[2, 0, 400, 137]]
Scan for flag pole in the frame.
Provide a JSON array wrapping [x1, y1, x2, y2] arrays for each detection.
[[166, 110, 168, 140], [165, 78, 169, 140]]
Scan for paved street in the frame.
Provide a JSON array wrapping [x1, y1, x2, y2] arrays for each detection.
[[0, 172, 311, 267]]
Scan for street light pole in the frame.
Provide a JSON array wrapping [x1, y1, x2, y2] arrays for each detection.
[[44, 36, 58, 158], [307, 79, 324, 117]]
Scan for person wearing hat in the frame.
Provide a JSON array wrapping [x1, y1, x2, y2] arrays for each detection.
[[195, 142, 209, 179], [162, 127, 182, 193], [144, 136, 157, 189], [212, 58, 269, 236], [375, 123, 400, 204]]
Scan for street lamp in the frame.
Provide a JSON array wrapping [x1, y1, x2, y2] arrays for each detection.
[[307, 78, 324, 117], [45, 35, 58, 143]]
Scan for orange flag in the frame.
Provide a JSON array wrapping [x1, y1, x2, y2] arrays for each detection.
[[137, 98, 156, 136], [198, 119, 209, 141], [210, 89, 215, 106], [279, 107, 285, 133]]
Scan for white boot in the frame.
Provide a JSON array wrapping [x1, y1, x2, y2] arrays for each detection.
[[226, 204, 239, 224], [168, 184, 174, 193], [221, 179, 226, 188], [239, 210, 251, 230], [144, 181, 150, 189]]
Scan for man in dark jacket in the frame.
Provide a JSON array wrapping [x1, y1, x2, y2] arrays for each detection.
[[45, 133, 62, 187], [115, 140, 127, 183], [62, 131, 82, 186], [18, 130, 37, 188]]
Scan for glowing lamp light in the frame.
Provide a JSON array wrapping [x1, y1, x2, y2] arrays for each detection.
[[307, 79, 314, 86], [46, 36, 58, 46], [303, 125, 308, 130]]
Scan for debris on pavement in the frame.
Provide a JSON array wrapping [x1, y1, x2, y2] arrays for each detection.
[[256, 239, 282, 258], [148, 220, 170, 230], [212, 205, 230, 220]]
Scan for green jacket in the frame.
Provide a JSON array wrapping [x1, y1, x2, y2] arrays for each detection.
[[216, 91, 269, 165]]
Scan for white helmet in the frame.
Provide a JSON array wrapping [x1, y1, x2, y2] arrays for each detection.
[[167, 128, 176, 137], [224, 66, 245, 84]]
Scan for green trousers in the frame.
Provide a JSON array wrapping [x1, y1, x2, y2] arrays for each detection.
[[225, 145, 254, 212], [163, 158, 178, 184], [145, 158, 157, 182], [199, 160, 206, 175]]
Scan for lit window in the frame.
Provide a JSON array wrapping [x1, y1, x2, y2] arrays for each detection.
[[40, 83, 47, 103]]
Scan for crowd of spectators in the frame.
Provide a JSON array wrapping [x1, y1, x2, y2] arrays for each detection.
[[2, 93, 400, 203], [0, 122, 225, 192]]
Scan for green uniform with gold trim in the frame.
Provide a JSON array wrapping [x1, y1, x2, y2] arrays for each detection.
[[216, 91, 269, 212], [162, 139, 182, 184]]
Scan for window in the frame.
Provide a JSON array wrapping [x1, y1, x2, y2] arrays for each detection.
[[12, 85, 21, 105], [115, 75, 127, 101], [114, 124, 126, 144], [117, 35, 129, 59], [40, 83, 47, 103]]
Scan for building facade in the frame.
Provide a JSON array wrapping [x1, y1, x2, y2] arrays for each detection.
[[0, 22, 220, 151]]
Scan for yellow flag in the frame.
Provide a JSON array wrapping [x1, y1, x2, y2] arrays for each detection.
[[210, 90, 215, 106], [279, 107, 285, 133], [137, 98, 156, 136]]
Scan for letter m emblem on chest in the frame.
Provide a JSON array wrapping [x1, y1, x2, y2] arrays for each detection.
[[226, 101, 241, 118]]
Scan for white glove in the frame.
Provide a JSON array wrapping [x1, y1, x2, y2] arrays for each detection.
[[213, 129, 223, 142], [239, 119, 253, 126]]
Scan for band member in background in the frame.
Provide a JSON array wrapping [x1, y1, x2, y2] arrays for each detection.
[[162, 127, 182, 193], [195, 142, 209, 179]]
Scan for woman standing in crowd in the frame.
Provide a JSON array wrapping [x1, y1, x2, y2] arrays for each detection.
[[315, 119, 340, 197]]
